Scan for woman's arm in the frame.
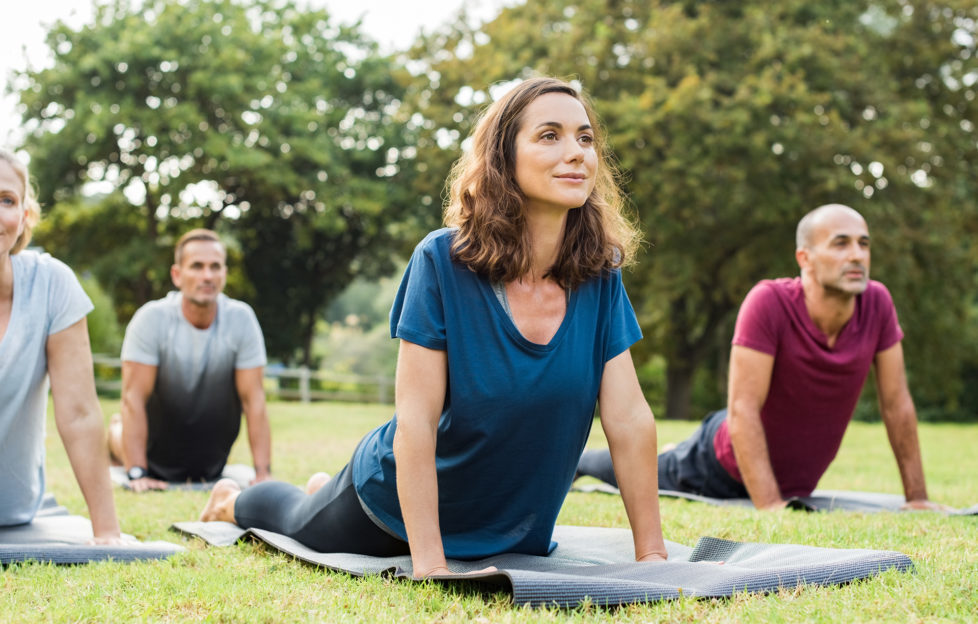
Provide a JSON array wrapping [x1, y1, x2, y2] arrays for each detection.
[[597, 350, 667, 561], [47, 318, 124, 543], [392, 339, 451, 577]]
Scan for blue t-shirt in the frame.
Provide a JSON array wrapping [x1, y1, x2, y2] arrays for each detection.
[[352, 228, 642, 559], [0, 251, 93, 526]]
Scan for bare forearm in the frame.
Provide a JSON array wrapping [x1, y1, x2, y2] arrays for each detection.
[[607, 413, 667, 560], [57, 408, 120, 538], [728, 407, 784, 509], [244, 399, 272, 478], [393, 422, 446, 576], [120, 393, 150, 468], [883, 402, 928, 501]]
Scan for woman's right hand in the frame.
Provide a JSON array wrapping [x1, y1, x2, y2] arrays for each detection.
[[413, 565, 498, 580]]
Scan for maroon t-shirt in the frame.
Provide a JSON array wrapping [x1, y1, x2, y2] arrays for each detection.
[[714, 277, 904, 497]]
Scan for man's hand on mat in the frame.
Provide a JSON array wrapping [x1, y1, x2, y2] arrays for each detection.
[[412, 565, 498, 579], [758, 499, 789, 511], [129, 476, 168, 492], [901, 499, 954, 512]]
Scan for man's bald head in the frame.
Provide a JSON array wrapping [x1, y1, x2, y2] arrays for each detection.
[[796, 204, 866, 250]]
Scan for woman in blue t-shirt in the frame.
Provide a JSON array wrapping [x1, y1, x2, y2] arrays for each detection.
[[0, 148, 124, 542], [200, 77, 668, 576]]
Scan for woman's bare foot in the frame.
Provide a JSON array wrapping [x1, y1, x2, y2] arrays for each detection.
[[305, 472, 331, 495], [199, 479, 242, 522]]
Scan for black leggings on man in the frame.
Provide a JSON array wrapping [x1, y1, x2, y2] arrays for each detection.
[[576, 410, 748, 499]]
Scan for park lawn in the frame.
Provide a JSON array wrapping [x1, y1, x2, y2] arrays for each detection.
[[1, 400, 975, 623]]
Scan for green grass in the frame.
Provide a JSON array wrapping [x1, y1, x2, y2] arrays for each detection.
[[3, 401, 976, 622]]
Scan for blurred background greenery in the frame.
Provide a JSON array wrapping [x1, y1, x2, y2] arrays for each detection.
[[10, 0, 978, 421]]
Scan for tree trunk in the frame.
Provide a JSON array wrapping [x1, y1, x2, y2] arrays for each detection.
[[300, 313, 316, 369], [664, 358, 695, 421]]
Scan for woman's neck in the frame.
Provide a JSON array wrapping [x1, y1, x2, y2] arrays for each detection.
[[523, 209, 567, 282]]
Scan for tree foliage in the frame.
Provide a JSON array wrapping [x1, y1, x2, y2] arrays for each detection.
[[17, 0, 418, 364], [404, 0, 978, 418]]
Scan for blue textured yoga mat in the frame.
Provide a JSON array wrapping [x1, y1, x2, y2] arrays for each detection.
[[0, 495, 185, 565], [171, 521, 913, 608]]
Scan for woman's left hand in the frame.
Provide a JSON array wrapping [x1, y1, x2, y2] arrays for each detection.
[[87, 533, 136, 546], [636, 552, 668, 563]]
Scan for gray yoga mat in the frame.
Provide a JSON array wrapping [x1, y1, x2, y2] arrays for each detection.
[[574, 483, 978, 515], [1, 495, 185, 565], [110, 463, 256, 491], [171, 521, 913, 608]]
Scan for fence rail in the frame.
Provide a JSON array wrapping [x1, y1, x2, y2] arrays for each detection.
[[92, 355, 393, 404]]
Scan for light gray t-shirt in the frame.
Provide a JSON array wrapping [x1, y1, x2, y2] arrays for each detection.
[[0, 251, 93, 526], [120, 291, 266, 480]]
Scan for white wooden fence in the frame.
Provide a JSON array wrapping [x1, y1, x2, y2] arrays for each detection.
[[92, 355, 393, 404]]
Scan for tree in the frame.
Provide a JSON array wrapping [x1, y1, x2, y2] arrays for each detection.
[[16, 0, 418, 363], [404, 0, 978, 418]]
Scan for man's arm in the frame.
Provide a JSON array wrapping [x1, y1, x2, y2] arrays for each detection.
[[235, 366, 272, 483], [874, 342, 943, 509], [726, 345, 786, 510], [598, 350, 667, 562], [120, 360, 168, 492], [47, 318, 124, 543]]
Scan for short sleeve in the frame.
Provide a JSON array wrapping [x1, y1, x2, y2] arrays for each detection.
[[232, 303, 268, 370], [732, 281, 780, 355], [603, 270, 642, 362], [872, 283, 904, 353], [45, 257, 94, 335], [389, 233, 447, 350], [121, 304, 162, 366]]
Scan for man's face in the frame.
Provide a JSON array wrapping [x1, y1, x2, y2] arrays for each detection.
[[171, 240, 227, 306], [799, 209, 871, 296]]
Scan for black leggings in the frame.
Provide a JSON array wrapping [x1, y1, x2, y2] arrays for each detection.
[[576, 409, 748, 499], [233, 461, 410, 557]]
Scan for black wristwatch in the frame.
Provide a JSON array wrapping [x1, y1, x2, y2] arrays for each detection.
[[127, 466, 148, 481]]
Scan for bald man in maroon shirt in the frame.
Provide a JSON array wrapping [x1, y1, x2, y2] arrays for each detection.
[[578, 204, 947, 511]]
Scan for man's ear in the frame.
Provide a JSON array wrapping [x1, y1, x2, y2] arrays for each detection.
[[170, 263, 181, 288], [795, 247, 809, 272]]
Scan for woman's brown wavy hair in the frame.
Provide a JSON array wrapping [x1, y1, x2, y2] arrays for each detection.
[[443, 77, 640, 289]]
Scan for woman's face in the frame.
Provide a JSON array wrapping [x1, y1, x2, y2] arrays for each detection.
[[513, 92, 598, 217], [0, 161, 26, 257]]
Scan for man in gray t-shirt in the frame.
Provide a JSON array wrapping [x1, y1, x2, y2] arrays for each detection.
[[109, 229, 272, 491]]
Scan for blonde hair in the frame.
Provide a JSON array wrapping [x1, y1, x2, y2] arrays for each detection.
[[443, 77, 641, 289], [0, 149, 41, 254]]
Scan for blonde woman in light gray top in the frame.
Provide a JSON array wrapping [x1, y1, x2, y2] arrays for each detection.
[[0, 148, 123, 542]]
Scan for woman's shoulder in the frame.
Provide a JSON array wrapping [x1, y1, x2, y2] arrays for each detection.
[[411, 227, 458, 262], [416, 227, 457, 250], [13, 250, 80, 287]]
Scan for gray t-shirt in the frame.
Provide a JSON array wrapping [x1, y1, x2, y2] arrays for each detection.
[[121, 291, 266, 481], [0, 251, 93, 526]]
